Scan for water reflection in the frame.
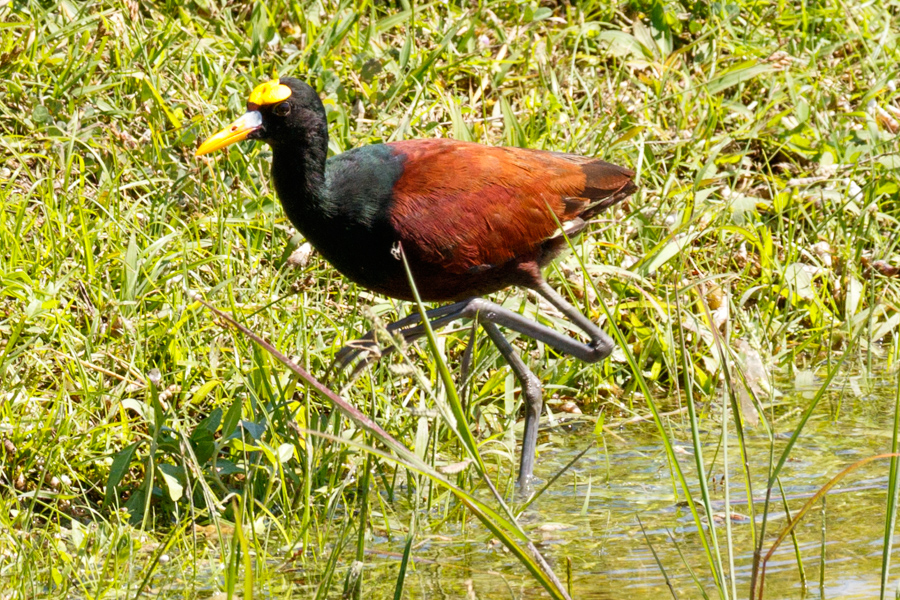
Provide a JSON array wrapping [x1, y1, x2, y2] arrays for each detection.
[[361, 374, 899, 599]]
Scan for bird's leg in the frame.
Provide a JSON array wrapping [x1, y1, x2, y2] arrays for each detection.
[[479, 321, 542, 491], [332, 291, 614, 488], [458, 321, 478, 391], [454, 297, 612, 363], [335, 290, 611, 375], [462, 288, 611, 489], [528, 278, 615, 362]]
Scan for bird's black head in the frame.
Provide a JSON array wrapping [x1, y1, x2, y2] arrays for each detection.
[[246, 78, 327, 150], [196, 77, 327, 156]]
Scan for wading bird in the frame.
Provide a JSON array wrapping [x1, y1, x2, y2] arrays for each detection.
[[196, 78, 636, 488]]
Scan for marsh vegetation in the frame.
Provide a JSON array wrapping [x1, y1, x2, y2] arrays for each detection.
[[2, 1, 900, 598]]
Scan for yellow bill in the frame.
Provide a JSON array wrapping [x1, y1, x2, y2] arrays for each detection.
[[195, 111, 263, 156]]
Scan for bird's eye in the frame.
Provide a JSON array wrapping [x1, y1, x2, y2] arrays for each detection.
[[273, 102, 291, 117]]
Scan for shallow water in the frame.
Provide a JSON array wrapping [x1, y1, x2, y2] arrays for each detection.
[[351, 371, 900, 599], [142, 370, 899, 599]]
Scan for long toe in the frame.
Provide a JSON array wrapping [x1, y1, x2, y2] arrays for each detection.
[[331, 338, 382, 374]]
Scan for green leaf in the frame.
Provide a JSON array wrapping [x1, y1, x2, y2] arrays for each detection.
[[276, 443, 294, 464], [593, 411, 605, 437], [598, 30, 648, 59], [631, 20, 658, 58], [872, 313, 900, 342], [191, 380, 221, 405], [222, 396, 242, 438], [123, 234, 139, 302], [124, 488, 147, 525], [446, 100, 472, 142], [500, 96, 526, 147], [399, 33, 412, 70], [158, 464, 184, 502], [213, 460, 243, 476], [845, 275, 863, 317], [610, 125, 645, 147], [32, 105, 51, 125], [239, 419, 266, 441], [195, 407, 223, 436], [705, 62, 774, 95], [878, 155, 900, 169], [530, 7, 552, 22], [120, 399, 146, 418], [104, 441, 142, 508], [637, 231, 702, 277], [190, 427, 217, 465], [783, 263, 814, 300]]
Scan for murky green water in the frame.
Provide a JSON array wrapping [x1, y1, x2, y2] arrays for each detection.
[[351, 372, 900, 599], [149, 371, 899, 599]]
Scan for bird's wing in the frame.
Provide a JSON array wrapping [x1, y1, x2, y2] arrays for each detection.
[[386, 139, 635, 275]]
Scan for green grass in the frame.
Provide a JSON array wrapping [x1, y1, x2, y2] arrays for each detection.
[[2, 0, 900, 598]]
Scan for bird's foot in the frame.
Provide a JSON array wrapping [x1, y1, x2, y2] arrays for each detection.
[[332, 337, 382, 372], [585, 333, 615, 362], [329, 320, 424, 380]]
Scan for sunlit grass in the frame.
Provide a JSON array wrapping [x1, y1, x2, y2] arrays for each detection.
[[2, 0, 900, 598]]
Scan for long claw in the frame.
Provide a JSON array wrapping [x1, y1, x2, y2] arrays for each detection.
[[332, 338, 381, 372], [329, 300, 475, 380]]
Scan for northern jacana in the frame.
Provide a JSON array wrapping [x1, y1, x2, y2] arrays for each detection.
[[196, 78, 636, 488]]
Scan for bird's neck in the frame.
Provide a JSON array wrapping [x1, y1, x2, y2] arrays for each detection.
[[270, 132, 334, 227]]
